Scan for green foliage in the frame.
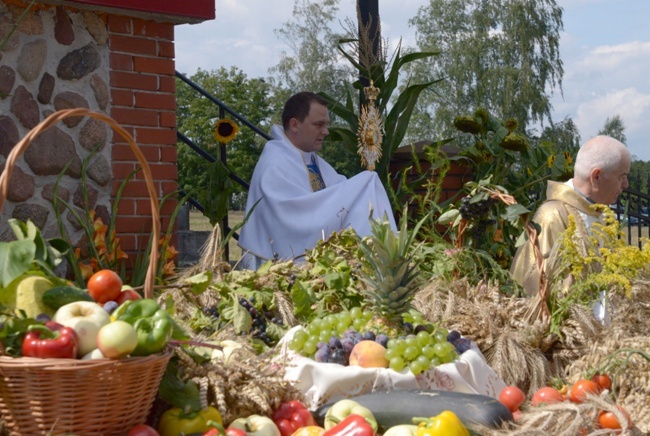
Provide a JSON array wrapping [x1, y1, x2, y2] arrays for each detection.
[[318, 38, 442, 189], [270, 0, 354, 103], [176, 67, 275, 215], [0, 220, 69, 288], [436, 108, 577, 270], [406, 0, 564, 141]]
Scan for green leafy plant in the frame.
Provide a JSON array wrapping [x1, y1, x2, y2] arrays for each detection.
[[0, 219, 70, 288], [547, 207, 650, 334], [318, 37, 441, 190]]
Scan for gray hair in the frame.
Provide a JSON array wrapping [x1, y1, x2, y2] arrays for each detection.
[[573, 135, 630, 180]]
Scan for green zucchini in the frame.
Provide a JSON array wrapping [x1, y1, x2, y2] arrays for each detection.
[[42, 285, 94, 310], [314, 389, 513, 430]]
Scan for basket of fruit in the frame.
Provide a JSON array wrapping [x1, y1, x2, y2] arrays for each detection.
[[0, 108, 172, 435]]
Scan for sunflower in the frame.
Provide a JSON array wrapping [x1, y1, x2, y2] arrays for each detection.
[[213, 119, 239, 143]]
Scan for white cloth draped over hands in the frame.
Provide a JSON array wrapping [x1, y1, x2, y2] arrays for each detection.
[[238, 125, 396, 269]]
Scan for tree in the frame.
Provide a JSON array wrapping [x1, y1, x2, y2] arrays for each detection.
[[269, 0, 362, 177], [598, 114, 627, 144], [176, 67, 276, 213], [270, 0, 354, 102], [406, 0, 564, 142]]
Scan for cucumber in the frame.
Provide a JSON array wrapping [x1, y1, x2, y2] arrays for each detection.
[[42, 285, 95, 310], [314, 389, 513, 430]]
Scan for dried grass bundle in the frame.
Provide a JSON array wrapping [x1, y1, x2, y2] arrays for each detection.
[[174, 345, 304, 425], [414, 277, 603, 393], [474, 393, 643, 435]]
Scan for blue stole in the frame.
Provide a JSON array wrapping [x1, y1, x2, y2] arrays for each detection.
[[306, 154, 326, 192]]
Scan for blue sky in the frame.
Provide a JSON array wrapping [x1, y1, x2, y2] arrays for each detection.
[[175, 0, 650, 161]]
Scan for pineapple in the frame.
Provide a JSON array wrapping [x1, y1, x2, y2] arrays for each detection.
[[357, 212, 424, 335]]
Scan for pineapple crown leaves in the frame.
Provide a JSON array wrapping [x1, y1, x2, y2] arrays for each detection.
[[356, 210, 428, 320]]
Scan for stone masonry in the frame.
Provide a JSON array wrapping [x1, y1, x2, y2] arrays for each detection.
[[0, 0, 179, 273]]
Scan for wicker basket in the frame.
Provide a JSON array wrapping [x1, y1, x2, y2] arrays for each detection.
[[0, 108, 170, 435]]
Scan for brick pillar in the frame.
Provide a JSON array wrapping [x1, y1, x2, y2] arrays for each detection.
[[107, 16, 178, 264]]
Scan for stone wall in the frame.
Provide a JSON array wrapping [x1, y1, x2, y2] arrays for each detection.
[[0, 0, 178, 270]]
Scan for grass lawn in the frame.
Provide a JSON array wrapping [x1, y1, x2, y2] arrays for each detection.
[[189, 210, 244, 260]]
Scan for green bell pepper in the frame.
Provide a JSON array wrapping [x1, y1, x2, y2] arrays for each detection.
[[115, 298, 173, 356]]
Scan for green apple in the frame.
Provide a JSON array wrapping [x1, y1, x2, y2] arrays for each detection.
[[54, 301, 111, 356], [97, 320, 138, 359], [228, 415, 281, 436], [324, 399, 378, 431]]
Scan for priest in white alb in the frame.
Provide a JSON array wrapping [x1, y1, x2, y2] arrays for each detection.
[[238, 92, 396, 270]]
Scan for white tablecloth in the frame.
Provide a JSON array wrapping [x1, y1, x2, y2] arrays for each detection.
[[277, 326, 507, 409]]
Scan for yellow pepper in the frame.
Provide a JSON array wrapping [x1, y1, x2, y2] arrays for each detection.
[[290, 426, 326, 436], [158, 406, 223, 436], [414, 411, 469, 436]]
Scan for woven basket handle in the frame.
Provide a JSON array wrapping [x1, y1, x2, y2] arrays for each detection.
[[0, 108, 160, 299]]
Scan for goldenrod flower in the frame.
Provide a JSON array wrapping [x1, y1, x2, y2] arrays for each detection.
[[213, 119, 239, 143]]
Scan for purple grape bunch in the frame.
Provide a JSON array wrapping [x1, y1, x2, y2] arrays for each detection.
[[446, 330, 473, 354]]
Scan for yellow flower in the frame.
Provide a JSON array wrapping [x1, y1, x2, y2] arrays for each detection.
[[563, 151, 573, 166], [547, 154, 556, 168], [213, 119, 239, 143]]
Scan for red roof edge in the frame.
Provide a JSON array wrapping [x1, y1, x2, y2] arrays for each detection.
[[64, 0, 215, 23]]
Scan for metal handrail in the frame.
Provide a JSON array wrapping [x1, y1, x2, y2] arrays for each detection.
[[175, 70, 271, 141]]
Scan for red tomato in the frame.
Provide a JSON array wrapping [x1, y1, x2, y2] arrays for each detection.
[[592, 373, 612, 392], [598, 406, 631, 432], [127, 424, 160, 436], [499, 385, 526, 413], [569, 379, 600, 403], [87, 270, 123, 304], [116, 288, 142, 304], [531, 386, 564, 406]]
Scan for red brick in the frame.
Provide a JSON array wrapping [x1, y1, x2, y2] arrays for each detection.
[[149, 163, 178, 181], [160, 198, 178, 216], [111, 107, 159, 127], [161, 180, 179, 195], [110, 127, 136, 147], [112, 143, 141, 162], [109, 53, 133, 71], [107, 15, 132, 34], [136, 198, 154, 215], [110, 89, 134, 107], [114, 215, 153, 233], [134, 144, 162, 162], [160, 144, 177, 163], [158, 75, 175, 93], [158, 41, 175, 58], [116, 234, 137, 252], [119, 180, 155, 199], [110, 34, 157, 56], [112, 162, 138, 179], [110, 71, 158, 91], [134, 92, 175, 111], [135, 127, 176, 145], [133, 56, 175, 76], [115, 198, 136, 215], [159, 111, 176, 128], [133, 20, 174, 40]]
